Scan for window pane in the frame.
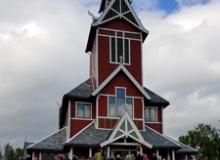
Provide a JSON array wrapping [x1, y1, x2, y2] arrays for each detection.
[[126, 98, 133, 117], [150, 108, 157, 122], [117, 88, 125, 97], [77, 104, 84, 118], [124, 39, 129, 64], [117, 38, 123, 63], [84, 104, 91, 118], [117, 97, 125, 116], [111, 37, 116, 62], [109, 96, 116, 117], [145, 108, 150, 122]]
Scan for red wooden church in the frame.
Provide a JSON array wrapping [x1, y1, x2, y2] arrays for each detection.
[[27, 0, 197, 160]]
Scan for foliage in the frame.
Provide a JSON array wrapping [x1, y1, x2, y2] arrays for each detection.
[[179, 124, 220, 160], [4, 143, 23, 160]]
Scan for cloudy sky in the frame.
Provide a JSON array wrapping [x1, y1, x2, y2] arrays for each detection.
[[0, 0, 220, 148]]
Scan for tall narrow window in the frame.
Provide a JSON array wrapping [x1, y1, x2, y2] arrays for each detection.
[[145, 107, 157, 122], [111, 38, 116, 62], [76, 103, 92, 119], [109, 96, 116, 117], [124, 39, 129, 64], [126, 97, 133, 117], [116, 88, 125, 116], [110, 37, 130, 64], [117, 38, 123, 63]]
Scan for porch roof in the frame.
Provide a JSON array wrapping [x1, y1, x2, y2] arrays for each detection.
[[27, 127, 66, 152], [66, 123, 179, 149]]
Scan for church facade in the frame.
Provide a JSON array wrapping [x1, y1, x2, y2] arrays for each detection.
[[27, 0, 197, 160]]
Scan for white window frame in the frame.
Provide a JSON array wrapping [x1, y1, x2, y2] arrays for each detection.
[[144, 107, 158, 122], [109, 32, 131, 65], [75, 102, 92, 119], [107, 87, 134, 118]]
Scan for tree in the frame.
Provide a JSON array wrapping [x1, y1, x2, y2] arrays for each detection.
[[14, 148, 23, 160], [179, 124, 220, 160], [4, 143, 23, 160], [4, 143, 14, 160]]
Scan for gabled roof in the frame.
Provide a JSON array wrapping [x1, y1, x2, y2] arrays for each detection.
[[92, 64, 151, 99], [93, 0, 148, 33], [141, 126, 180, 149], [144, 88, 170, 107], [86, 0, 149, 52], [101, 111, 153, 148], [64, 78, 94, 99], [65, 121, 191, 150], [27, 127, 66, 152], [66, 122, 111, 147]]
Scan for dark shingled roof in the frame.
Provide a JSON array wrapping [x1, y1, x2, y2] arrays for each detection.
[[141, 127, 180, 149], [64, 78, 94, 99], [66, 123, 179, 149], [66, 123, 111, 147], [63, 78, 168, 106], [175, 141, 198, 154], [28, 128, 66, 152], [144, 87, 170, 106]]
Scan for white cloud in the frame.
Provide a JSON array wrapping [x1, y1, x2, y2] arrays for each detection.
[[0, 0, 220, 147], [140, 0, 220, 139]]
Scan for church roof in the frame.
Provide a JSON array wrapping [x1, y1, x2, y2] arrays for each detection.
[[64, 78, 94, 99], [27, 127, 66, 152], [66, 123, 111, 147], [144, 88, 169, 106], [59, 77, 169, 128], [66, 122, 180, 149]]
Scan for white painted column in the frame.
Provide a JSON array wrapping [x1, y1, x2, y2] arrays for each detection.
[[107, 146, 110, 158], [156, 150, 159, 158], [89, 148, 92, 158], [140, 146, 143, 155], [68, 148, 73, 160], [167, 150, 171, 160], [185, 155, 188, 160], [39, 152, 42, 160], [172, 150, 175, 160], [32, 152, 35, 160]]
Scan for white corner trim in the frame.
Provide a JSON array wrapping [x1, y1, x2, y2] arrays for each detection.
[[91, 64, 151, 99], [27, 127, 67, 149], [66, 120, 95, 143]]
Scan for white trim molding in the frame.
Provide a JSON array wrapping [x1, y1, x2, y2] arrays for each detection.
[[92, 64, 151, 99], [101, 111, 152, 148]]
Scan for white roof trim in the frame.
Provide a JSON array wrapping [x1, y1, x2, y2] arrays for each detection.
[[93, 0, 149, 34], [66, 121, 95, 143], [101, 111, 152, 148], [27, 127, 67, 149], [92, 64, 151, 99]]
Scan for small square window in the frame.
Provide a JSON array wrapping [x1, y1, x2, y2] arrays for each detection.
[[76, 103, 92, 119], [145, 107, 158, 122]]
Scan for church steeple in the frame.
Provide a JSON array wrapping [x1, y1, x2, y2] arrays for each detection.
[[99, 0, 133, 13]]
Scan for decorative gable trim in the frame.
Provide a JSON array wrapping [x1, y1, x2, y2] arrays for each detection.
[[101, 111, 152, 148], [92, 64, 151, 99], [93, 0, 149, 34]]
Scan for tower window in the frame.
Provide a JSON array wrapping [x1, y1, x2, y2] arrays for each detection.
[[145, 107, 158, 122], [76, 102, 92, 119], [110, 37, 130, 65], [108, 88, 133, 117]]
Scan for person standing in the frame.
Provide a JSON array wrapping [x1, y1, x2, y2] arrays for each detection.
[[95, 148, 103, 160]]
